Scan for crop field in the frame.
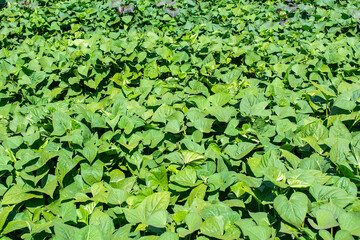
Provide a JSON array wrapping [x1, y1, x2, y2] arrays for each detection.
[[0, 0, 360, 239]]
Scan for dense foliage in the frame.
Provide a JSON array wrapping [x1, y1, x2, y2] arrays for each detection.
[[1, 0, 360, 239]]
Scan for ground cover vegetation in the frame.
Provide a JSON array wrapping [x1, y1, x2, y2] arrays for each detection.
[[0, 0, 360, 239]]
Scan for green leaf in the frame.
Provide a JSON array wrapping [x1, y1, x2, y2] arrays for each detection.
[[225, 119, 239, 136], [291, 64, 308, 76], [194, 118, 214, 133], [249, 212, 273, 226], [0, 205, 15, 231], [185, 212, 202, 232], [273, 106, 296, 118], [274, 192, 309, 228], [38, 56, 53, 72], [207, 106, 236, 122], [185, 184, 207, 207], [309, 184, 356, 208], [338, 212, 360, 237], [152, 104, 175, 123], [208, 93, 233, 107], [158, 232, 179, 240], [123, 191, 171, 224], [60, 201, 77, 223], [238, 219, 274, 240], [38, 174, 58, 198], [200, 216, 225, 237], [52, 111, 72, 136], [80, 141, 98, 163], [280, 149, 301, 169], [156, 46, 172, 60], [319, 229, 333, 240], [57, 149, 81, 184], [107, 188, 128, 205], [329, 118, 351, 140], [285, 169, 330, 188], [310, 81, 336, 99], [179, 150, 205, 165], [144, 61, 159, 79], [170, 167, 198, 187], [164, 119, 181, 133], [112, 224, 132, 240], [81, 160, 104, 185], [2, 220, 29, 235], [224, 142, 256, 160], [231, 181, 257, 199], [245, 51, 261, 65], [146, 166, 168, 191], [145, 209, 168, 228], [89, 209, 115, 239], [2, 184, 42, 205], [221, 69, 242, 84], [2, 136, 23, 149], [118, 116, 134, 134], [54, 222, 78, 240], [308, 209, 339, 230], [335, 230, 354, 240], [262, 167, 288, 188], [122, 15, 133, 24], [78, 65, 89, 76], [74, 225, 105, 240], [302, 136, 324, 154]]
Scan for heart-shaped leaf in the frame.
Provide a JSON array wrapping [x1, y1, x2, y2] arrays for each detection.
[[308, 209, 339, 230], [274, 192, 309, 228]]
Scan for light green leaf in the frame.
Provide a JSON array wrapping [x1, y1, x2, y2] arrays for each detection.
[[78, 65, 89, 76], [146, 166, 168, 191], [207, 106, 236, 122], [2, 220, 30, 235], [185, 212, 202, 232], [274, 192, 309, 228], [245, 51, 261, 65], [158, 232, 179, 240], [152, 104, 175, 123], [2, 184, 42, 205], [81, 160, 104, 185], [224, 142, 256, 160], [123, 191, 171, 224], [145, 209, 168, 228], [144, 61, 159, 79], [194, 118, 214, 133], [107, 188, 128, 205], [200, 216, 225, 237], [38, 56, 53, 72], [335, 230, 354, 240], [52, 111, 72, 136], [54, 222, 78, 240], [60, 201, 77, 223], [310, 184, 356, 208], [179, 150, 205, 165], [164, 119, 181, 133], [308, 209, 339, 230], [74, 225, 105, 240], [89, 209, 115, 239], [170, 167, 198, 187], [208, 93, 232, 107], [338, 212, 360, 237], [0, 205, 15, 231], [112, 224, 132, 240]]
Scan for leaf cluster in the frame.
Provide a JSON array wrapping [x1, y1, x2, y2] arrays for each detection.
[[0, 0, 360, 239]]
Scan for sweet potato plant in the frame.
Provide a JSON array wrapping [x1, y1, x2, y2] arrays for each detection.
[[0, 0, 360, 239]]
